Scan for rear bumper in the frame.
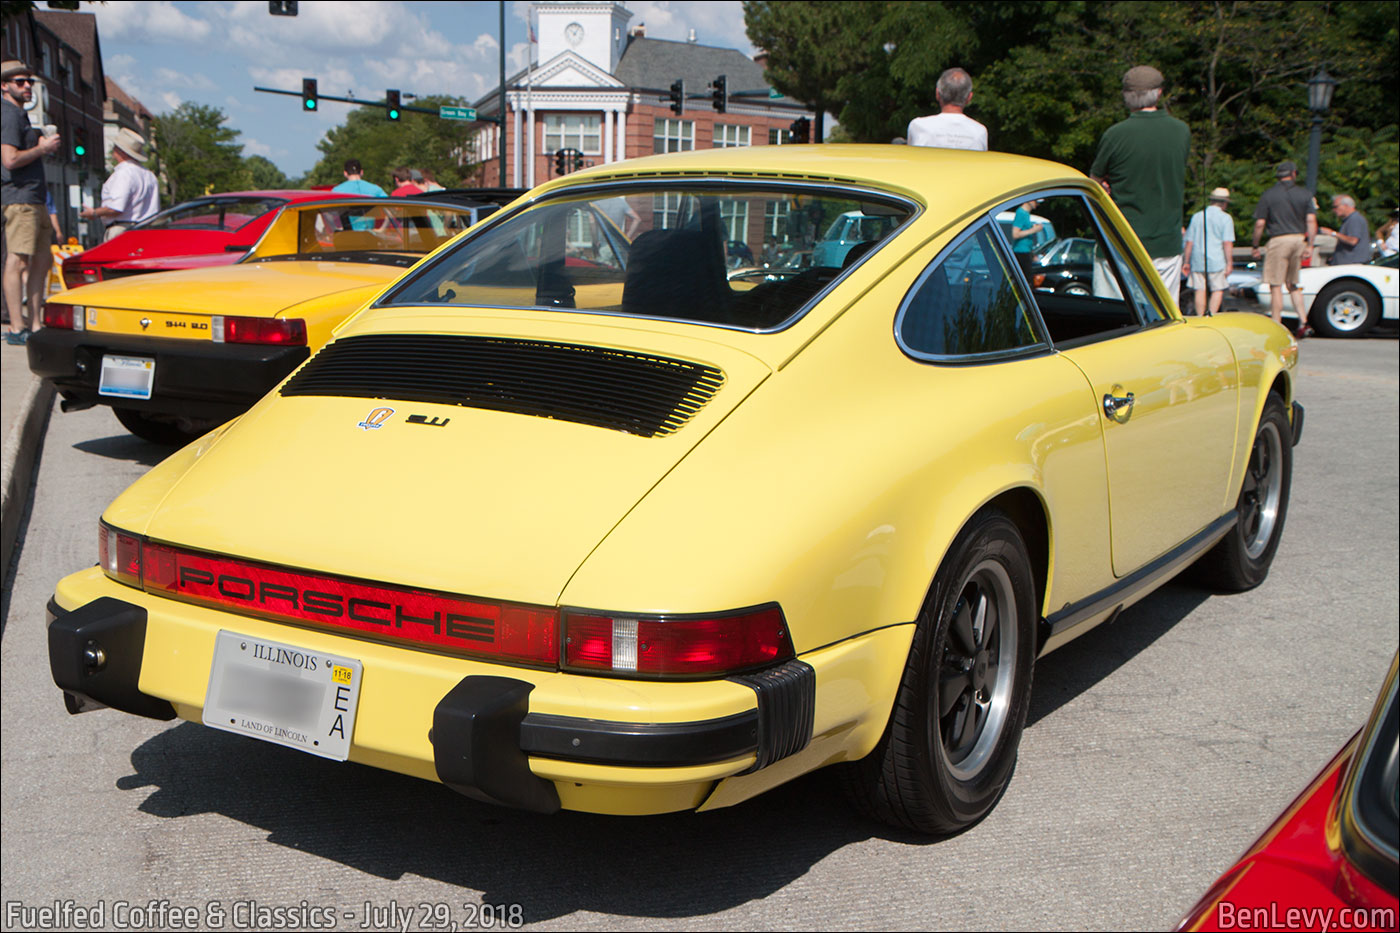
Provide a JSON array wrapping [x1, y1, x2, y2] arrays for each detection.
[[27, 329, 308, 422], [46, 569, 859, 816]]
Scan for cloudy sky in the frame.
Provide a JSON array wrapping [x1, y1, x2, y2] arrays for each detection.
[[92, 1, 756, 178]]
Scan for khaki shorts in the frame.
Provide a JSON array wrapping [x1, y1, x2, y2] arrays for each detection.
[[1188, 268, 1229, 292], [1263, 234, 1305, 286], [3, 203, 52, 256]]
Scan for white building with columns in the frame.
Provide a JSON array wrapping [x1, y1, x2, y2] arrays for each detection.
[[470, 2, 810, 188]]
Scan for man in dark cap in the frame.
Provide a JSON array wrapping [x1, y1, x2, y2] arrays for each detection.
[[2, 60, 61, 345], [1251, 160, 1317, 336], [1090, 65, 1191, 306]]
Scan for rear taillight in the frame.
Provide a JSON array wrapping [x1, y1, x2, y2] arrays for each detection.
[[563, 606, 793, 678], [211, 316, 306, 346], [43, 302, 84, 331], [1031, 273, 1045, 287], [99, 521, 142, 587], [97, 522, 558, 667]]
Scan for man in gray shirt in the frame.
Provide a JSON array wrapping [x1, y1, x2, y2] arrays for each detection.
[[1251, 160, 1316, 336], [1321, 195, 1371, 265], [2, 60, 61, 345]]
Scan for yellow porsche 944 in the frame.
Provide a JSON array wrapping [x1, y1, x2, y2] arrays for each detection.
[[28, 197, 491, 444], [46, 146, 1301, 834]]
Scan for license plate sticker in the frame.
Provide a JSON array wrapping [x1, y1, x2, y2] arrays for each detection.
[[98, 355, 155, 399], [203, 631, 363, 761]]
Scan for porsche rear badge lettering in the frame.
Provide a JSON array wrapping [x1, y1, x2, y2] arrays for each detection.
[[407, 414, 450, 427], [357, 407, 394, 430], [166, 320, 185, 328]]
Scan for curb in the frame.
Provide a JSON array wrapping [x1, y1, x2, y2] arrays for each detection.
[[2, 374, 55, 587]]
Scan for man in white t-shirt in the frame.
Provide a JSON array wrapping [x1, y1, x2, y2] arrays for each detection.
[[906, 67, 987, 151], [79, 127, 160, 240]]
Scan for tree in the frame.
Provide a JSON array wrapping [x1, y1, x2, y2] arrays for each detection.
[[239, 154, 291, 191], [305, 94, 480, 190], [150, 103, 245, 204]]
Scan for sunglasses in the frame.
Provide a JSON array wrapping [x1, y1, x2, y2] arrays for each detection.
[[7, 77, 36, 86]]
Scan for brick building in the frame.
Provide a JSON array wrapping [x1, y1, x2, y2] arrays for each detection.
[[468, 2, 810, 188]]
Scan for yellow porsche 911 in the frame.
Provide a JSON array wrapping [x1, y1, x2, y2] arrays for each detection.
[[28, 197, 485, 444], [45, 146, 1301, 835]]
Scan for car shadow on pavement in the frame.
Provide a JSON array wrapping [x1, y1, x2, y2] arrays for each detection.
[[118, 722, 933, 920], [72, 433, 173, 467], [1027, 579, 1213, 727]]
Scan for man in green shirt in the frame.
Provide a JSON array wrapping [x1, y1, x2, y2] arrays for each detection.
[[1090, 65, 1191, 308]]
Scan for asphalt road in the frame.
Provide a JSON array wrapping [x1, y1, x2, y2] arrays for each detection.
[[2, 331, 1396, 933]]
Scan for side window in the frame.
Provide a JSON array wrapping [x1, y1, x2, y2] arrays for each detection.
[[1091, 204, 1171, 324], [899, 222, 1042, 359], [1014, 194, 1140, 346]]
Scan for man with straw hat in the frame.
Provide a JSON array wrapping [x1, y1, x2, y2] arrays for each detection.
[[79, 126, 159, 241], [1182, 187, 1237, 317]]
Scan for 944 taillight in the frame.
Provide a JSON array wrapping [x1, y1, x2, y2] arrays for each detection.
[[210, 316, 306, 346], [563, 605, 793, 679], [43, 302, 84, 331]]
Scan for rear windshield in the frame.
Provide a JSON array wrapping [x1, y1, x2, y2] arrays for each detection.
[[138, 197, 285, 232], [379, 184, 915, 330]]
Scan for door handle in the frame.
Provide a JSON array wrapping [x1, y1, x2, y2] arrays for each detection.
[[1103, 390, 1135, 422]]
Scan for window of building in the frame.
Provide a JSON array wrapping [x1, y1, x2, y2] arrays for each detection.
[[719, 199, 749, 243], [39, 42, 52, 78], [543, 113, 602, 155], [714, 124, 751, 148], [764, 200, 791, 238], [653, 118, 694, 154], [768, 128, 791, 146]]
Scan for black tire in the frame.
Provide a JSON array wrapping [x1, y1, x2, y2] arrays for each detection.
[[1199, 395, 1293, 591], [112, 407, 203, 446], [839, 509, 1036, 835], [1309, 280, 1381, 338]]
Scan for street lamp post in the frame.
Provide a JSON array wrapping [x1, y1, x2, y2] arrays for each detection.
[[1305, 68, 1338, 194]]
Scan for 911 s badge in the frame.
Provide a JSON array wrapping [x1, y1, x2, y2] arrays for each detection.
[[356, 407, 394, 430]]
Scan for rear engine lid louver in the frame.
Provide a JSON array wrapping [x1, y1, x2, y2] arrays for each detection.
[[280, 334, 725, 437]]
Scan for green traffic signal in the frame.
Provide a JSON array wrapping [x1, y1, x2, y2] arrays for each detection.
[[74, 143, 86, 156], [305, 99, 317, 111], [386, 89, 401, 121]]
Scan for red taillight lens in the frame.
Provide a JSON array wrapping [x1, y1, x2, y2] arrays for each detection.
[[563, 606, 793, 678], [1031, 274, 1045, 287], [212, 316, 306, 346], [99, 521, 142, 587], [138, 542, 557, 666], [44, 302, 76, 330]]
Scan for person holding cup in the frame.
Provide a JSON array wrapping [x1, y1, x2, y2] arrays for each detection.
[[2, 60, 60, 345]]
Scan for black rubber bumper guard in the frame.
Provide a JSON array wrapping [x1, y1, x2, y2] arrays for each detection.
[[431, 661, 816, 814], [47, 597, 817, 815], [47, 597, 176, 720], [1291, 401, 1305, 447]]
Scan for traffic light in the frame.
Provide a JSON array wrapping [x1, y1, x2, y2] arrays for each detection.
[[554, 149, 568, 176], [710, 75, 727, 113], [268, 1, 298, 14], [301, 77, 318, 112], [73, 126, 87, 159], [385, 89, 401, 121], [668, 79, 684, 116], [788, 116, 811, 144]]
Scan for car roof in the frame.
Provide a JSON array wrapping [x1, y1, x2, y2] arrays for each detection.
[[529, 144, 1092, 213]]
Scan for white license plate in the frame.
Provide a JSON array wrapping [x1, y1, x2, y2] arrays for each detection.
[[98, 354, 155, 399], [203, 631, 363, 761]]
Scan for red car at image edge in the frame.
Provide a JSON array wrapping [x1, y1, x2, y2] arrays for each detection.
[[1177, 654, 1399, 932], [62, 190, 357, 289]]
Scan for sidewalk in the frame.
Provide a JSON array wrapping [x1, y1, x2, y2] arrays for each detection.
[[1, 336, 54, 585]]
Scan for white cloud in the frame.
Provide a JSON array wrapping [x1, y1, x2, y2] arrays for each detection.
[[92, 1, 213, 43], [242, 137, 272, 157]]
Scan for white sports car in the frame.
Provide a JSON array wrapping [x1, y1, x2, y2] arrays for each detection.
[[1253, 253, 1399, 338]]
